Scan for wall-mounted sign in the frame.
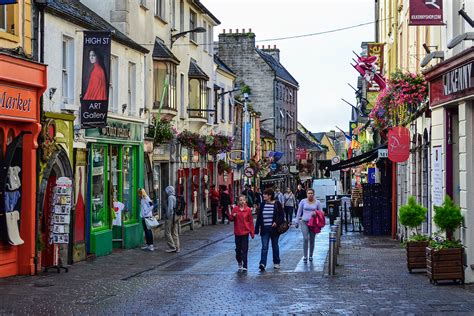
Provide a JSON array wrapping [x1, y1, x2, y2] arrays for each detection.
[[432, 145, 443, 206], [409, 0, 443, 26], [100, 124, 131, 138], [378, 149, 388, 158], [388, 127, 410, 162], [244, 167, 254, 177], [0, 84, 36, 121], [296, 148, 307, 160], [80, 31, 112, 128], [85, 119, 142, 141]]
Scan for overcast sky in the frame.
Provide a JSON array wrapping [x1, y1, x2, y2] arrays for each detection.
[[203, 0, 375, 133]]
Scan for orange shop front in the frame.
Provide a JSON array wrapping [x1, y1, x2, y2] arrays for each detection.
[[0, 53, 47, 277]]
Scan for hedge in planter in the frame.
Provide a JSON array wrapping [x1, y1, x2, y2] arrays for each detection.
[[427, 196, 464, 285], [399, 196, 429, 273]]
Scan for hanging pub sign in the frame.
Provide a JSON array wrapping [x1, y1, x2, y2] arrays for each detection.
[[388, 127, 410, 162], [409, 0, 443, 26], [80, 31, 111, 128]]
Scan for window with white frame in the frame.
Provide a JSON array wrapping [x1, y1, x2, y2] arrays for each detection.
[[154, 0, 165, 19], [128, 62, 136, 115], [153, 61, 177, 110], [171, 0, 176, 29], [61, 35, 74, 105], [109, 55, 119, 113], [180, 73, 185, 118], [228, 94, 233, 122], [203, 21, 208, 51], [220, 89, 225, 121], [189, 10, 197, 42], [0, 5, 14, 33], [207, 24, 213, 53], [0, 6, 6, 31]]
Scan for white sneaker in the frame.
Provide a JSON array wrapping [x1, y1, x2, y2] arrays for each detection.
[[141, 245, 149, 250], [241, 267, 248, 272], [273, 264, 280, 269], [303, 257, 308, 263], [146, 245, 154, 251], [309, 257, 313, 262], [238, 263, 243, 271]]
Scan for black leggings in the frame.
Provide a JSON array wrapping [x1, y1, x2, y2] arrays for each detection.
[[284, 206, 294, 223], [235, 234, 249, 268]]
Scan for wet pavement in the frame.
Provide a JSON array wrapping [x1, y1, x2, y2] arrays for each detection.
[[1, 221, 474, 314]]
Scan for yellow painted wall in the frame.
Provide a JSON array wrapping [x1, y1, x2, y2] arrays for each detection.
[[0, 0, 32, 55], [320, 135, 336, 160]]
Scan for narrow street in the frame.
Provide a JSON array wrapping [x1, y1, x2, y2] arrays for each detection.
[[2, 223, 474, 314]]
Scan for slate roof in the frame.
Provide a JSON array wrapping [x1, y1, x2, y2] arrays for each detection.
[[260, 128, 274, 139], [153, 37, 180, 64], [214, 54, 236, 77], [43, 0, 148, 54], [312, 132, 326, 142], [189, 59, 209, 80], [191, 0, 221, 25], [255, 48, 298, 87], [297, 130, 324, 151]]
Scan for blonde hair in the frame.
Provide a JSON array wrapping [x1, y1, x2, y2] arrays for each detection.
[[138, 188, 148, 198]]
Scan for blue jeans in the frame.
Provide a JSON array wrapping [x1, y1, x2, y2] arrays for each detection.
[[259, 227, 280, 266]]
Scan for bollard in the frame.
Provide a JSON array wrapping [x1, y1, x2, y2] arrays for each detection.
[[334, 220, 341, 254], [330, 225, 338, 263], [329, 231, 337, 275]]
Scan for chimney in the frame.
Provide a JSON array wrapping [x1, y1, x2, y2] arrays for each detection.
[[242, 28, 245, 33], [222, 29, 225, 34], [249, 28, 252, 33], [262, 44, 280, 62], [229, 29, 232, 33]]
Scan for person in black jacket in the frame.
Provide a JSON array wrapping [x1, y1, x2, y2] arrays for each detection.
[[219, 186, 231, 224], [255, 188, 285, 271], [295, 184, 307, 216]]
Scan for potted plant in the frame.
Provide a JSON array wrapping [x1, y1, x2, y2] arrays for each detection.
[[399, 196, 429, 273], [426, 196, 464, 284]]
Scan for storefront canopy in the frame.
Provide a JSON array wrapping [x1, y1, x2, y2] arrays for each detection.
[[328, 144, 387, 171]]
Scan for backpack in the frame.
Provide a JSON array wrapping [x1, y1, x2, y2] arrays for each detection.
[[175, 195, 186, 216]]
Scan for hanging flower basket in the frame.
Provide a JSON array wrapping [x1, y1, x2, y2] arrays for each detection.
[[146, 119, 177, 145], [177, 130, 200, 149], [369, 70, 428, 131], [217, 159, 232, 175]]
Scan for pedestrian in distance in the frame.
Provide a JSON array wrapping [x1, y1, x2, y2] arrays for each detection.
[[274, 187, 285, 205], [164, 185, 180, 253], [295, 183, 307, 216], [228, 195, 255, 272], [295, 188, 323, 263], [283, 187, 297, 224], [209, 184, 220, 225], [255, 188, 285, 271], [254, 187, 263, 212], [241, 184, 255, 211], [220, 186, 231, 224], [139, 188, 155, 251]]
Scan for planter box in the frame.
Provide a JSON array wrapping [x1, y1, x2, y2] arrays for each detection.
[[426, 247, 464, 285], [406, 241, 429, 273]]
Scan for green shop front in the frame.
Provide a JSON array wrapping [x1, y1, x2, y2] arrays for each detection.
[[85, 119, 144, 257]]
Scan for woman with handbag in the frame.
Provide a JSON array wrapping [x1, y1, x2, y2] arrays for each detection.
[[228, 195, 255, 272], [139, 188, 155, 251], [255, 188, 285, 271], [295, 188, 323, 263]]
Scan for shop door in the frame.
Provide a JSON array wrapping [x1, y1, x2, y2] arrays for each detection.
[[110, 145, 123, 247], [40, 173, 56, 268], [192, 168, 200, 220]]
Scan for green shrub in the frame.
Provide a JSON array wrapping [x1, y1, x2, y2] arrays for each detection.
[[399, 196, 427, 235], [433, 196, 463, 240]]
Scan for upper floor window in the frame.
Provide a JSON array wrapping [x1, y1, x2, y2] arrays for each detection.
[[179, 0, 184, 32], [189, 78, 206, 118], [220, 89, 225, 121], [153, 61, 177, 110], [203, 21, 208, 51], [170, 0, 176, 29], [61, 35, 74, 105], [207, 24, 213, 52], [189, 10, 197, 42], [154, 0, 165, 20], [0, 5, 14, 33], [109, 55, 119, 113], [128, 62, 136, 116]]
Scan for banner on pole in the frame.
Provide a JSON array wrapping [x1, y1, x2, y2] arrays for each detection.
[[409, 0, 444, 26], [80, 31, 112, 128]]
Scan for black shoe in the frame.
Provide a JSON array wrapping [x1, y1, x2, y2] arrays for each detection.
[[259, 264, 265, 271]]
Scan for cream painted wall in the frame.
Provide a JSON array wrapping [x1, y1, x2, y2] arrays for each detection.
[[43, 13, 146, 129]]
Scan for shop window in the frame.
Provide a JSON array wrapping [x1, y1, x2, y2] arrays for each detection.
[[189, 10, 197, 42], [122, 146, 135, 223], [153, 61, 177, 110], [91, 145, 108, 230], [0, 5, 14, 34], [61, 35, 75, 106]]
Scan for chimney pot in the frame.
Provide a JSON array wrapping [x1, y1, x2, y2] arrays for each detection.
[[274, 45, 276, 49], [256, 45, 259, 48], [229, 29, 232, 33], [242, 28, 245, 33], [222, 29, 225, 34], [268, 45, 270, 49], [249, 28, 252, 33], [235, 28, 238, 34]]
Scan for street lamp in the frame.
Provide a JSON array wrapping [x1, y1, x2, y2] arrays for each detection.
[[170, 27, 206, 48]]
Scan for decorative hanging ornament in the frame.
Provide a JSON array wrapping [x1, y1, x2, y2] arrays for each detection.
[[388, 126, 410, 162]]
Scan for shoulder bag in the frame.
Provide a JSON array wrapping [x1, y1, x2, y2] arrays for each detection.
[[145, 216, 159, 230]]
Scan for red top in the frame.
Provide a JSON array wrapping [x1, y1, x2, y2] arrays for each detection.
[[209, 189, 220, 203], [83, 63, 107, 100], [228, 205, 255, 237]]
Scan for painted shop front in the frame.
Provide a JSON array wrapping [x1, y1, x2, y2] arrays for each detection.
[[37, 113, 75, 271], [0, 53, 47, 277], [425, 47, 474, 283], [85, 119, 144, 257]]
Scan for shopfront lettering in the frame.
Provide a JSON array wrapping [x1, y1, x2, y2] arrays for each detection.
[[84, 37, 110, 45], [443, 63, 473, 96], [100, 125, 131, 139], [0, 91, 32, 113], [83, 111, 107, 120]]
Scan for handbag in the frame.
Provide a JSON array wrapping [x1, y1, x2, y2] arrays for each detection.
[[144, 216, 159, 230], [277, 221, 289, 234]]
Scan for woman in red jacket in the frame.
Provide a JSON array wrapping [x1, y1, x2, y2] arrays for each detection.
[[228, 195, 255, 272]]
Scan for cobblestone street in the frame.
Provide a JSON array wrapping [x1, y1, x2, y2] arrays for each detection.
[[1, 223, 474, 314]]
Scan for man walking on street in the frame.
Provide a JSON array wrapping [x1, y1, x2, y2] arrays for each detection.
[[220, 186, 231, 224], [295, 184, 307, 216], [164, 185, 180, 253], [242, 184, 255, 211], [209, 184, 220, 225]]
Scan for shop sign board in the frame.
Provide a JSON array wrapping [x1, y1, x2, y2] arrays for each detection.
[[80, 31, 112, 128], [367, 43, 385, 91], [0, 84, 36, 121], [85, 119, 142, 142], [296, 148, 307, 160], [432, 145, 443, 206], [388, 127, 410, 162], [378, 149, 388, 158], [409, 0, 443, 26], [429, 61, 474, 107]]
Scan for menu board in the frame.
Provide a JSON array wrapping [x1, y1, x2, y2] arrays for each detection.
[[50, 177, 72, 244]]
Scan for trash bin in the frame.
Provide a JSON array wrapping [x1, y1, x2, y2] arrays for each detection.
[[326, 199, 341, 225]]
